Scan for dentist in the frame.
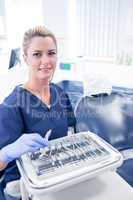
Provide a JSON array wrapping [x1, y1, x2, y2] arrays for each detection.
[[0, 26, 76, 199]]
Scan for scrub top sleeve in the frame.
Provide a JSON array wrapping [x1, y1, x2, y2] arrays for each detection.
[[65, 93, 77, 129], [0, 104, 24, 149]]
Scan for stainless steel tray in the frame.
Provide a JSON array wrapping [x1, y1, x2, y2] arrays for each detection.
[[17, 131, 123, 192]]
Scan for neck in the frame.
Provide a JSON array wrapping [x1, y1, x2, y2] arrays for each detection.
[[24, 77, 50, 96], [24, 79, 51, 105], [25, 78, 50, 93]]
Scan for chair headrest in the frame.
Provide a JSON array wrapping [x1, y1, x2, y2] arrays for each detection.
[[83, 73, 112, 96]]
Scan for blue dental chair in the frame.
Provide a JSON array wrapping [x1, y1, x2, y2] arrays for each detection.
[[57, 80, 83, 110], [57, 79, 133, 186], [75, 90, 133, 186]]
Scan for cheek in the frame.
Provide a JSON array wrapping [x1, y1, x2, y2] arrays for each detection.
[[27, 57, 39, 67], [51, 57, 57, 68]]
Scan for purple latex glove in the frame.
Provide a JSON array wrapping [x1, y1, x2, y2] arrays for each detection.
[[0, 133, 49, 163]]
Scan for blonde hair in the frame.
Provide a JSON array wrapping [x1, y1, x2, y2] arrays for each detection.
[[22, 26, 57, 55]]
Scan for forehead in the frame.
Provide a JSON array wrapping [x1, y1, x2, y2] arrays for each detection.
[[28, 36, 56, 51]]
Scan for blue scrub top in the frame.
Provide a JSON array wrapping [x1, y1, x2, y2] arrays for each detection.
[[0, 83, 76, 184]]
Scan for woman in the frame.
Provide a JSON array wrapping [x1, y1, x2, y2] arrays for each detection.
[[0, 26, 76, 199]]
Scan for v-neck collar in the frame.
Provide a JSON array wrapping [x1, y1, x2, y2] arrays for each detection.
[[16, 83, 56, 109]]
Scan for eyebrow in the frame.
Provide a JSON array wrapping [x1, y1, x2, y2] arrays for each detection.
[[48, 49, 57, 52], [32, 49, 57, 52]]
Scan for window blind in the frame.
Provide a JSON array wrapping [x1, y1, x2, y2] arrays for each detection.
[[77, 0, 120, 58]]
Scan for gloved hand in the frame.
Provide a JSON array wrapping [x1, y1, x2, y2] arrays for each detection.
[[0, 133, 49, 163]]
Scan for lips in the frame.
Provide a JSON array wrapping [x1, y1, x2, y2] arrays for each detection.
[[39, 67, 52, 71]]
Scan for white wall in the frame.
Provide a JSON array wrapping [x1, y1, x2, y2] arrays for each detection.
[[5, 0, 44, 48], [42, 0, 68, 37]]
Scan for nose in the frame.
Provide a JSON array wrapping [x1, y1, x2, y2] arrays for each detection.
[[41, 53, 50, 65]]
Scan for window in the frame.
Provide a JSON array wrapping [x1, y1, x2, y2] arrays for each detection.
[[76, 0, 120, 59]]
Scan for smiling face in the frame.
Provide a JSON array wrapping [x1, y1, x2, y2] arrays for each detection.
[[24, 36, 57, 82]]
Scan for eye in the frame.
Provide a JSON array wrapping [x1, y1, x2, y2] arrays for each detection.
[[33, 52, 42, 57], [48, 51, 57, 56]]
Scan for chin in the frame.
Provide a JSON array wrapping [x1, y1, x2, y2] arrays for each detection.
[[38, 70, 54, 81], [39, 74, 52, 82]]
